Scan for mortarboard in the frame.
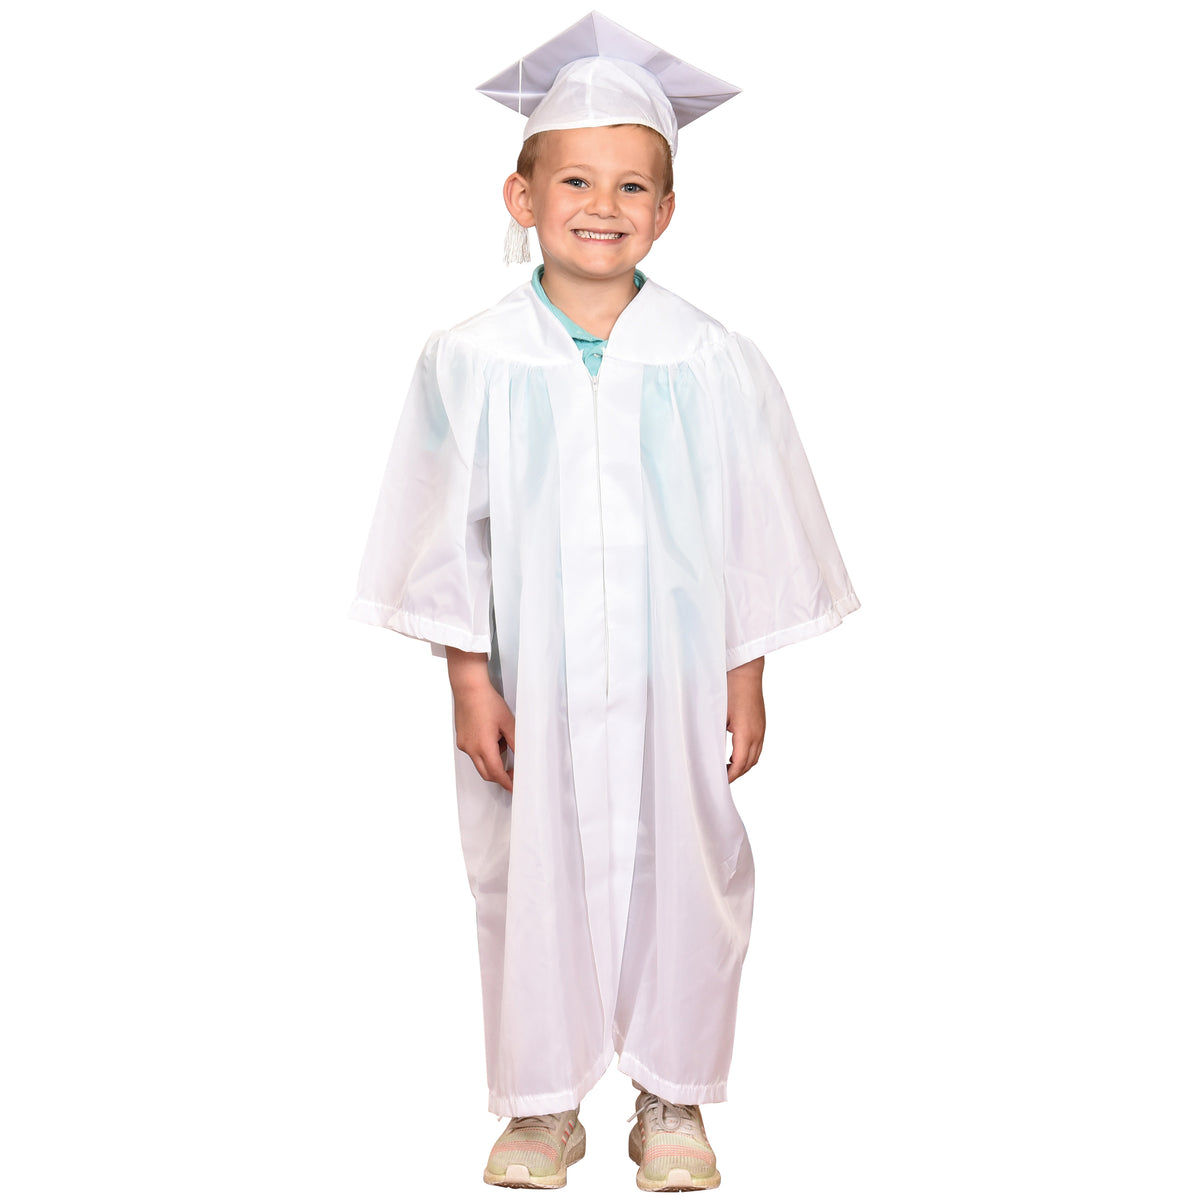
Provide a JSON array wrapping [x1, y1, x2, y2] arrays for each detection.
[[477, 11, 740, 263], [476, 10, 741, 160]]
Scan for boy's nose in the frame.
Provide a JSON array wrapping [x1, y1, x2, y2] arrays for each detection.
[[587, 189, 619, 217]]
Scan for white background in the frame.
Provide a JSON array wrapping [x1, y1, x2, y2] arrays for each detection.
[[3, 1, 1197, 1196]]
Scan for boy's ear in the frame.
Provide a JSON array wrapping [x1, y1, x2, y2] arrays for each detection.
[[503, 172, 536, 229], [652, 190, 676, 242]]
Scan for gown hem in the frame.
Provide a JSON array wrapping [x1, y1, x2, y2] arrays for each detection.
[[487, 1044, 614, 1117], [616, 1049, 730, 1106]]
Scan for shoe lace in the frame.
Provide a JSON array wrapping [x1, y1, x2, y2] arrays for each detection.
[[626, 1088, 701, 1137]]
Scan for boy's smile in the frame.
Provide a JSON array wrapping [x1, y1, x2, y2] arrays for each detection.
[[504, 125, 675, 291]]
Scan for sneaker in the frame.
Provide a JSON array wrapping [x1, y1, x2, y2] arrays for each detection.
[[483, 1107, 585, 1189], [627, 1080, 721, 1191]]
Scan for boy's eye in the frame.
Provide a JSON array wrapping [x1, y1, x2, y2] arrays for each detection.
[[563, 177, 588, 188], [621, 183, 645, 193]]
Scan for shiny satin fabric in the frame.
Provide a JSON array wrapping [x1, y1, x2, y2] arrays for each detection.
[[349, 279, 859, 1116]]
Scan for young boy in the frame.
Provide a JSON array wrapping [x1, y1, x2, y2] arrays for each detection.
[[349, 12, 859, 1191]]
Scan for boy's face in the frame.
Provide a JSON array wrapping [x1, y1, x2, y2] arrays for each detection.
[[504, 125, 675, 287]]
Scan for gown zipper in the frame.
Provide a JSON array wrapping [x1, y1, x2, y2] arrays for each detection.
[[590, 368, 609, 699]]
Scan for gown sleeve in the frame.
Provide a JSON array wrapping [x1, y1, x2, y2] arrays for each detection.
[[347, 331, 492, 659], [717, 332, 860, 670]]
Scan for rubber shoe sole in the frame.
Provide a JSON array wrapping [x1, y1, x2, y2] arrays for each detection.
[[628, 1123, 721, 1192], [483, 1121, 586, 1189]]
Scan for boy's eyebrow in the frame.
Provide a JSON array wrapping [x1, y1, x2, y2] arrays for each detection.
[[556, 163, 656, 182]]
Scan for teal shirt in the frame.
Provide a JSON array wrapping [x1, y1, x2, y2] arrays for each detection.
[[532, 264, 646, 376]]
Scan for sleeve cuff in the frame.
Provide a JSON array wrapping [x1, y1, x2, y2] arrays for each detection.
[[726, 592, 860, 670], [346, 598, 492, 654]]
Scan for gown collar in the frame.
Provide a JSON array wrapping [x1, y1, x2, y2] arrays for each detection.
[[531, 264, 647, 346]]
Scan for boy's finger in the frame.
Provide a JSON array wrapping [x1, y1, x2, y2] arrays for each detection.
[[474, 748, 514, 793], [727, 731, 749, 782], [747, 736, 763, 769], [499, 735, 516, 785]]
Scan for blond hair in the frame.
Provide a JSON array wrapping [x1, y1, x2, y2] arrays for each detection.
[[516, 125, 674, 196]]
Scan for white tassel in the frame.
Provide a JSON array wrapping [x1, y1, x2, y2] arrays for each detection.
[[504, 216, 531, 265]]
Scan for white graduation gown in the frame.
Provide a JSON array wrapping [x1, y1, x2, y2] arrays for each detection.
[[349, 278, 859, 1116]]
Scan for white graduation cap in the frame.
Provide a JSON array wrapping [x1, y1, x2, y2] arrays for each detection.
[[476, 10, 741, 160]]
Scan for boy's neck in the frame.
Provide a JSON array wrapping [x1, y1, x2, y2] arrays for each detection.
[[538, 263, 641, 341]]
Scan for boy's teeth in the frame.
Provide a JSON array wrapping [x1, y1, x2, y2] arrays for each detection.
[[575, 230, 622, 240]]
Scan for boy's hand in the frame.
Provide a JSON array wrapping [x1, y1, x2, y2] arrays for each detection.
[[726, 656, 766, 783], [444, 648, 517, 792]]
